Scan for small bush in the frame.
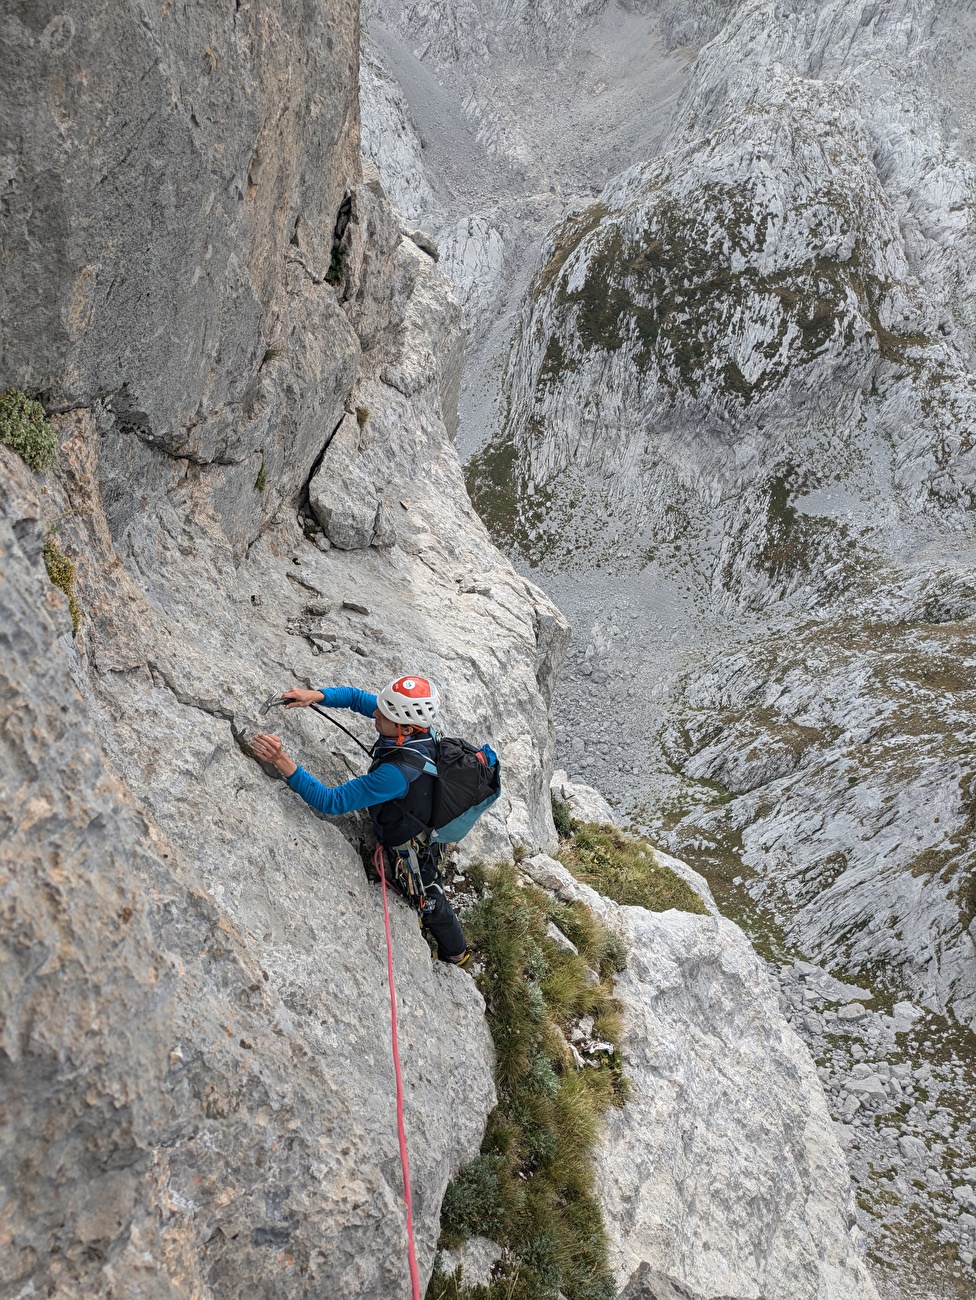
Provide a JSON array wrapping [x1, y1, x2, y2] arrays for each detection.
[[559, 824, 707, 915], [0, 389, 57, 472], [325, 244, 347, 286], [42, 534, 80, 634], [434, 863, 623, 1300], [254, 458, 267, 492], [440, 1154, 509, 1247], [551, 793, 573, 838]]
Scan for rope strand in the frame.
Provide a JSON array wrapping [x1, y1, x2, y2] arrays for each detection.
[[374, 843, 422, 1300]]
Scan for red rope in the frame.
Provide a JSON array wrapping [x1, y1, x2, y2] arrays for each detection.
[[374, 843, 422, 1300]]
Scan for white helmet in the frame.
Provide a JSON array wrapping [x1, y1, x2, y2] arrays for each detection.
[[376, 675, 440, 727]]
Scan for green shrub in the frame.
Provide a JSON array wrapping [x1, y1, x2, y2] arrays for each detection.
[[559, 824, 707, 915], [254, 458, 267, 492], [0, 389, 57, 471], [432, 864, 623, 1300], [551, 793, 573, 838], [42, 534, 80, 634]]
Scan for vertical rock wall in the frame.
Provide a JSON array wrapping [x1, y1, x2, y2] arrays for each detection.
[[0, 3, 568, 1295]]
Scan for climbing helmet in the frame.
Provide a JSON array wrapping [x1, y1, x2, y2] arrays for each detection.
[[376, 675, 440, 727]]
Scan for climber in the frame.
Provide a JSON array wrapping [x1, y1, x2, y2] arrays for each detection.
[[252, 677, 471, 966]]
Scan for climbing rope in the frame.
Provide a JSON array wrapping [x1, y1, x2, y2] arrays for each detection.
[[374, 843, 422, 1300]]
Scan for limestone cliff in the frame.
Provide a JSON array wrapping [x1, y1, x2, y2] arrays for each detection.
[[0, 3, 566, 1295]]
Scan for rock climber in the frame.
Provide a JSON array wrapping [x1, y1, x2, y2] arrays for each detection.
[[252, 677, 471, 966]]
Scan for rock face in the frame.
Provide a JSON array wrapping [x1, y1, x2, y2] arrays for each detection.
[[0, 4, 568, 1295], [467, 0, 976, 1030], [2, 445, 498, 1298], [360, 0, 692, 397], [1, 0, 363, 551], [619, 1264, 750, 1300], [519, 855, 877, 1300], [550, 767, 620, 826]]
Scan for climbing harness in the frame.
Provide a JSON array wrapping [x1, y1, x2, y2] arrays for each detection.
[[374, 843, 422, 1300]]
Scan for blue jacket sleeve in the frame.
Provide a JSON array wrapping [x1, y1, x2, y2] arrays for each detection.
[[286, 761, 408, 817], [317, 686, 378, 718]]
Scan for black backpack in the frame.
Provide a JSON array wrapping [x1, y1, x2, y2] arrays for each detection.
[[372, 736, 501, 843]]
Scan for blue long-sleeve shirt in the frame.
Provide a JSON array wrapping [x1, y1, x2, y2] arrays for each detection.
[[285, 686, 416, 817]]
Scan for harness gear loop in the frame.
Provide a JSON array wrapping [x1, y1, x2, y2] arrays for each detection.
[[373, 842, 422, 1300], [397, 843, 427, 910]]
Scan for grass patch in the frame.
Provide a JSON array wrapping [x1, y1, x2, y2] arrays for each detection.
[[430, 863, 624, 1300], [42, 533, 80, 634], [551, 793, 573, 838], [559, 824, 707, 915], [254, 458, 266, 492], [0, 389, 57, 472]]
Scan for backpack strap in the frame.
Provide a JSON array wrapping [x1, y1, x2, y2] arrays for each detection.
[[370, 742, 440, 842], [371, 746, 439, 778]]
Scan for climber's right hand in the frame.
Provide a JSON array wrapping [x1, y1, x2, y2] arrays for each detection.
[[281, 687, 325, 709]]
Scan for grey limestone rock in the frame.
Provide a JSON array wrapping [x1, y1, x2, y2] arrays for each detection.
[[596, 904, 878, 1300], [468, 0, 976, 1034], [519, 856, 878, 1300], [0, 4, 571, 1293], [550, 767, 619, 825], [620, 1262, 756, 1300]]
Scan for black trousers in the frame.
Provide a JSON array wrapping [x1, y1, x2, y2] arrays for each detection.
[[382, 843, 467, 960]]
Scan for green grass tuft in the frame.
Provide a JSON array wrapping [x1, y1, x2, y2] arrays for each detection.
[[559, 824, 707, 915], [551, 793, 573, 838], [254, 458, 267, 492], [432, 863, 623, 1300], [0, 389, 57, 472], [42, 534, 81, 635]]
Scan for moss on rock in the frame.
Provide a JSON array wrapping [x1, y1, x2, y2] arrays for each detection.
[[42, 534, 81, 635], [0, 389, 58, 472]]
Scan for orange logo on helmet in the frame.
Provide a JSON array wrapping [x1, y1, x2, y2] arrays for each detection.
[[393, 676, 431, 697]]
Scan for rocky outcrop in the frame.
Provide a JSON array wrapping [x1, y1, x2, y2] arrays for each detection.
[[619, 1264, 750, 1300], [0, 3, 568, 1295], [519, 855, 877, 1300], [550, 767, 620, 826], [660, 591, 976, 1025]]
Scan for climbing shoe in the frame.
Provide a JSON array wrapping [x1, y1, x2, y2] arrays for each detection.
[[443, 946, 473, 968]]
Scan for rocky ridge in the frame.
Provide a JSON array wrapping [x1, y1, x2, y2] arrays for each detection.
[[520, 850, 878, 1300]]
